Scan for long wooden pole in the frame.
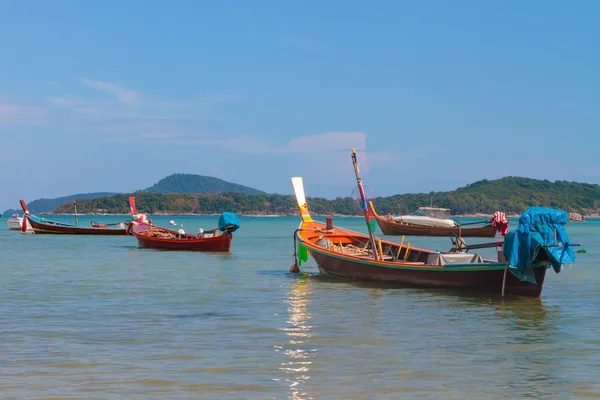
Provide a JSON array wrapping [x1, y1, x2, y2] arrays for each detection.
[[501, 262, 509, 296], [73, 200, 78, 226], [351, 148, 379, 260]]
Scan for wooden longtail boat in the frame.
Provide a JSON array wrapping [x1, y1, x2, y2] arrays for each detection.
[[19, 200, 128, 235], [127, 197, 239, 252], [289, 150, 578, 298], [370, 202, 499, 237]]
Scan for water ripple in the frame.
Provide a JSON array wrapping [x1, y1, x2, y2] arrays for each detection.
[[2, 216, 600, 398]]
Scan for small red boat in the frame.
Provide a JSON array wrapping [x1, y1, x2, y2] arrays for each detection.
[[127, 197, 240, 252]]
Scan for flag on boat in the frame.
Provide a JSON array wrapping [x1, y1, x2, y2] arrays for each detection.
[[356, 183, 377, 234], [298, 243, 309, 266]]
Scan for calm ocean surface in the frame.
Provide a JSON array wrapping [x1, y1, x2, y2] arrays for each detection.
[[1, 214, 599, 399]]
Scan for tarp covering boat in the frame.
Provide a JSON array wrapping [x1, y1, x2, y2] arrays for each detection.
[[503, 207, 576, 284], [218, 212, 240, 232]]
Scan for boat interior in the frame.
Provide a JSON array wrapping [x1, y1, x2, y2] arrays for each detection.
[[137, 225, 223, 240], [31, 215, 74, 227], [304, 232, 500, 266]]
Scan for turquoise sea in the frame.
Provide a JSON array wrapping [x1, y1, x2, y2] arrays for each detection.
[[1, 214, 599, 399]]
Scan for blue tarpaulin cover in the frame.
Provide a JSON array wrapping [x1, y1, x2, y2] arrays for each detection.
[[219, 212, 240, 232], [503, 207, 576, 284]]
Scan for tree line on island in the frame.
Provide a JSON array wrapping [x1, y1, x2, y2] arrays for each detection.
[[51, 176, 600, 217]]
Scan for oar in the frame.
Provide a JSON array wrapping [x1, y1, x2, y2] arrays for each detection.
[[73, 200, 78, 226]]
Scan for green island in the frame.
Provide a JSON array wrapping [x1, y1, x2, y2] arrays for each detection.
[[49, 176, 600, 217]]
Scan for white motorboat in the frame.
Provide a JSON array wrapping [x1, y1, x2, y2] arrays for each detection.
[[7, 214, 31, 231]]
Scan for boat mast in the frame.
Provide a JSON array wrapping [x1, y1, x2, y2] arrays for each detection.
[[351, 148, 379, 259]]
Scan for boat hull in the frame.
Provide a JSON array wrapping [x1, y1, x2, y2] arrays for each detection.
[[309, 247, 547, 298], [7, 216, 25, 230], [375, 214, 498, 237], [133, 232, 232, 251], [26, 216, 127, 235], [130, 222, 233, 251]]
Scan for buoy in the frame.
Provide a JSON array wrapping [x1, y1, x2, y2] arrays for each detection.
[[169, 220, 175, 225]]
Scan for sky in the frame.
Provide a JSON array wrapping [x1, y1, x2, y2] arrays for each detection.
[[1, 0, 598, 211]]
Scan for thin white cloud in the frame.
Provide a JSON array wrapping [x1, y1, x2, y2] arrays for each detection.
[[135, 131, 183, 140], [153, 131, 369, 158], [0, 101, 46, 126], [282, 37, 328, 51], [202, 136, 271, 154], [79, 78, 139, 104], [274, 131, 366, 154], [48, 96, 101, 117], [46, 79, 239, 128]]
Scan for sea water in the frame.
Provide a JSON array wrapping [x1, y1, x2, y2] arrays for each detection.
[[1, 215, 599, 399]]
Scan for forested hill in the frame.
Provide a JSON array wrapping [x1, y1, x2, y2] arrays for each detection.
[[4, 192, 118, 215], [53, 177, 600, 216], [143, 174, 264, 195], [3, 174, 264, 214], [372, 177, 600, 215]]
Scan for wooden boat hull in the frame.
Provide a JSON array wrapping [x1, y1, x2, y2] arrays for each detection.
[[291, 171, 565, 300], [133, 232, 232, 251], [295, 218, 546, 298], [25, 216, 127, 235], [308, 245, 547, 298], [130, 222, 233, 251], [374, 214, 498, 237]]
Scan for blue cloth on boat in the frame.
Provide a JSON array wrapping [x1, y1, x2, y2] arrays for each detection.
[[218, 212, 240, 232], [503, 207, 576, 284]]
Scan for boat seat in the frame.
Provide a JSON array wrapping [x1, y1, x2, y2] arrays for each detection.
[[426, 252, 483, 266]]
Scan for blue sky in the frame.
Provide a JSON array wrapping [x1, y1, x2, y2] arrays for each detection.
[[1, 0, 598, 211]]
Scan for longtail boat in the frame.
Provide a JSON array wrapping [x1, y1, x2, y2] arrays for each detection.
[[19, 200, 128, 235], [289, 149, 578, 298], [127, 197, 239, 252], [369, 202, 503, 237]]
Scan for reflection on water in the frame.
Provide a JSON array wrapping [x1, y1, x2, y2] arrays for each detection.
[[276, 273, 316, 399], [3, 216, 600, 398]]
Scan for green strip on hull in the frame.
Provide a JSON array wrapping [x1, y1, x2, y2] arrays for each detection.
[[304, 243, 507, 272]]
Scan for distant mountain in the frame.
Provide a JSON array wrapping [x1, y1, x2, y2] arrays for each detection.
[[5, 174, 265, 214], [142, 173, 264, 195], [3, 192, 119, 215], [56, 176, 600, 216]]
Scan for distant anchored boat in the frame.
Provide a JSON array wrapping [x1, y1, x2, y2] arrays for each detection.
[[7, 214, 31, 231], [369, 202, 507, 237], [127, 197, 240, 251], [18, 200, 129, 235], [568, 212, 585, 222]]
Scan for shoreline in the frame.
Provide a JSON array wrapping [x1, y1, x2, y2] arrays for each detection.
[[40, 212, 524, 218]]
